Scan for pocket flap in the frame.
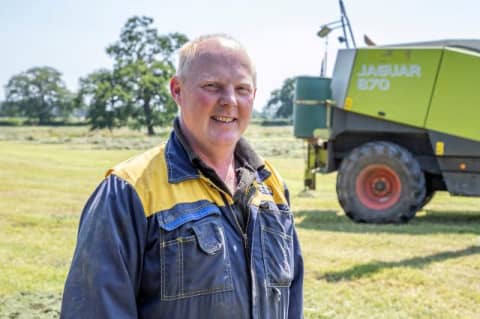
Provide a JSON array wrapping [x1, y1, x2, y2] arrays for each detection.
[[157, 201, 221, 231], [192, 222, 223, 255]]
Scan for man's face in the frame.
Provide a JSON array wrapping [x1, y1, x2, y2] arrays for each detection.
[[170, 44, 256, 155]]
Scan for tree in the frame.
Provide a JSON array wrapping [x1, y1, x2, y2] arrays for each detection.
[[263, 77, 295, 119], [77, 69, 131, 131], [4, 66, 73, 124], [106, 16, 188, 135]]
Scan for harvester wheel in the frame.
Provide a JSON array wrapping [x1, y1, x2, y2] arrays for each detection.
[[419, 189, 435, 209], [337, 141, 426, 223]]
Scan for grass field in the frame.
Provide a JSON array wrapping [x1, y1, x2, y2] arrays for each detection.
[[1, 125, 479, 318]]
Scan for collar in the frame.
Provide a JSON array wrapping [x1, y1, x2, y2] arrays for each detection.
[[166, 118, 266, 184]]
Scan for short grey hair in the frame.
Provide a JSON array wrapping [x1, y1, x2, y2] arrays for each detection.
[[176, 34, 257, 86]]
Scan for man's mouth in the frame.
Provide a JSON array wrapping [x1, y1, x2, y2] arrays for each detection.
[[211, 116, 236, 123]]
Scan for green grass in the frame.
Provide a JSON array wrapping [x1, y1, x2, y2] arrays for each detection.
[[1, 125, 480, 318]]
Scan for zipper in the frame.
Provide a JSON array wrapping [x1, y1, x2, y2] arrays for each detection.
[[201, 174, 258, 316], [242, 233, 248, 249], [200, 175, 249, 248], [221, 192, 249, 249]]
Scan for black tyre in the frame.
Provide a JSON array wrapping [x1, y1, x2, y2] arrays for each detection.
[[419, 188, 435, 209], [337, 141, 426, 223]]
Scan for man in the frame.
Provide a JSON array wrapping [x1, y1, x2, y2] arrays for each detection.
[[61, 34, 303, 319]]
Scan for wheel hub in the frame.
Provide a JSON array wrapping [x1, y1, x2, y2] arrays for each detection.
[[356, 164, 402, 210], [373, 179, 387, 192]]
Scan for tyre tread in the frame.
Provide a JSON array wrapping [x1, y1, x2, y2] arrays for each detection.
[[337, 141, 426, 223]]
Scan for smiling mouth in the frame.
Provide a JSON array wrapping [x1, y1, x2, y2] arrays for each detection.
[[211, 116, 236, 123]]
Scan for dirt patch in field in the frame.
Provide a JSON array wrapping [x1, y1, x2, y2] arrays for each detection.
[[0, 292, 61, 319]]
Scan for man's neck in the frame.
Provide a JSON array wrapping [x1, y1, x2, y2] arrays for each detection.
[[178, 119, 236, 177], [195, 147, 237, 194]]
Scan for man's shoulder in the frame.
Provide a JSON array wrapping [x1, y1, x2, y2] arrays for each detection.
[[262, 159, 283, 185], [106, 143, 168, 188], [104, 143, 173, 217], [260, 159, 290, 207]]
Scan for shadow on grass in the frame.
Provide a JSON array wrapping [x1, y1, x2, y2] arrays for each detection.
[[318, 245, 480, 282], [295, 210, 480, 235]]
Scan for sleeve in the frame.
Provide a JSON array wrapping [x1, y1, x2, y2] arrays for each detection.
[[61, 174, 147, 319], [285, 182, 304, 319], [288, 227, 304, 319]]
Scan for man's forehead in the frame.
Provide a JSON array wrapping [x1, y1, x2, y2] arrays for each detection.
[[192, 50, 250, 67], [187, 47, 254, 78], [178, 35, 257, 86]]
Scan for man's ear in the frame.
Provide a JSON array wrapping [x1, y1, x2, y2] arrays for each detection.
[[170, 76, 182, 105]]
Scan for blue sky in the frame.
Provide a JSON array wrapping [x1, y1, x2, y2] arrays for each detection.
[[1, 0, 478, 110]]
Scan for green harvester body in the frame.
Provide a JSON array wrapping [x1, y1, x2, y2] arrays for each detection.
[[294, 40, 480, 223]]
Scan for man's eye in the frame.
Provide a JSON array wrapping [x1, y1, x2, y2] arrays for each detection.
[[204, 83, 218, 90], [237, 87, 252, 95]]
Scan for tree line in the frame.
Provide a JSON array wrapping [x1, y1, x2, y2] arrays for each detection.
[[1, 16, 295, 135], [1, 16, 187, 135]]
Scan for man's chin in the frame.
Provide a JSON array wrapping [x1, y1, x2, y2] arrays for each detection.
[[208, 135, 241, 148]]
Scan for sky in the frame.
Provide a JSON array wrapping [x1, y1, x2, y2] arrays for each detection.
[[1, 0, 479, 110]]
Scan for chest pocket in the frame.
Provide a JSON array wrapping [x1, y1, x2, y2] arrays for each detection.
[[157, 202, 233, 300], [258, 200, 295, 287]]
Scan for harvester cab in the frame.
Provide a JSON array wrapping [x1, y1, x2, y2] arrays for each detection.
[[294, 2, 480, 223]]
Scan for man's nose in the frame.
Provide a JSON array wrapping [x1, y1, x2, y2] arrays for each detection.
[[219, 86, 237, 107]]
